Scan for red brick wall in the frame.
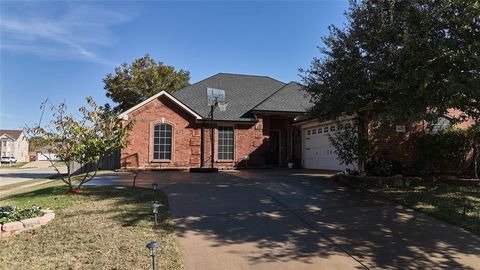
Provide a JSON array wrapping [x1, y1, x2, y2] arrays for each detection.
[[368, 111, 475, 164], [369, 123, 423, 164], [121, 96, 202, 169], [121, 97, 284, 170]]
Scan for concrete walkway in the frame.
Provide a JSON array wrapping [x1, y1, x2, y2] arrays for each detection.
[[89, 170, 480, 269]]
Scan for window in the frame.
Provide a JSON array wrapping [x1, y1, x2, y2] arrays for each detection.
[[427, 117, 451, 133], [307, 130, 311, 135], [1, 141, 6, 147], [218, 126, 234, 160], [153, 124, 172, 160], [330, 125, 336, 132], [318, 128, 322, 134], [324, 127, 329, 133], [312, 129, 317, 135]]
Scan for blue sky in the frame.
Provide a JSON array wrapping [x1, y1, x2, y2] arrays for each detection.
[[0, 1, 348, 129]]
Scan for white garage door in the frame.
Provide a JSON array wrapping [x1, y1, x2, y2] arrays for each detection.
[[303, 122, 355, 171]]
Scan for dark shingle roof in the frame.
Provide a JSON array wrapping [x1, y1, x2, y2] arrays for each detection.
[[0, 130, 23, 140], [252, 82, 313, 113], [172, 73, 286, 121]]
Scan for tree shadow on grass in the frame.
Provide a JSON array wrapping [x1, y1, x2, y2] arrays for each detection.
[[1, 184, 175, 232]]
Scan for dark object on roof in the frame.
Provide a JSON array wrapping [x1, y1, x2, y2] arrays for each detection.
[[252, 82, 313, 113], [172, 73, 287, 122], [0, 130, 23, 140]]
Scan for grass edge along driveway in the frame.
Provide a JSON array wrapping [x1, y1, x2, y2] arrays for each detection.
[[0, 182, 184, 270]]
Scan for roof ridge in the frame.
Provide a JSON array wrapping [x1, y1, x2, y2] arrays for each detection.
[[217, 72, 286, 84], [250, 82, 290, 111]]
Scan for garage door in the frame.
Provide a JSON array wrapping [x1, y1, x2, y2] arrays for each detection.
[[303, 122, 355, 171]]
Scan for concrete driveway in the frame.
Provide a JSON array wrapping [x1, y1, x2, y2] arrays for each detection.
[[90, 170, 480, 269]]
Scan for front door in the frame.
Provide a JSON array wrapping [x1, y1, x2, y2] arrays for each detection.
[[269, 131, 280, 166]]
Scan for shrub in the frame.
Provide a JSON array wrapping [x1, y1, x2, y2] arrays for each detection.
[[415, 130, 471, 175], [328, 121, 371, 173], [0, 205, 44, 224]]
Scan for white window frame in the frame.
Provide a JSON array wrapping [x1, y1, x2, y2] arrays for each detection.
[[152, 123, 173, 161], [217, 126, 234, 161]]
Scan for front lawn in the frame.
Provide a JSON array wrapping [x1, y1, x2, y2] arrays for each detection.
[[362, 182, 480, 236], [0, 182, 183, 270], [0, 162, 28, 169]]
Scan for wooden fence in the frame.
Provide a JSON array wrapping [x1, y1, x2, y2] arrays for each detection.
[[69, 150, 121, 175]]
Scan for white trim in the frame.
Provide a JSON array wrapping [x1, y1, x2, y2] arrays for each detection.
[[118, 91, 202, 120], [295, 114, 358, 128], [0, 134, 16, 141], [216, 125, 235, 161]]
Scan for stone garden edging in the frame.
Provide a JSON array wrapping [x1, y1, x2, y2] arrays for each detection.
[[0, 210, 55, 237]]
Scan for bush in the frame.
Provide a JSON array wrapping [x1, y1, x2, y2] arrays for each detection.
[[365, 159, 405, 177], [0, 205, 44, 224], [328, 121, 370, 173], [415, 130, 471, 175]]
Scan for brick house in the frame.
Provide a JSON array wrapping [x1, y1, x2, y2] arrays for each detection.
[[118, 72, 476, 171], [119, 73, 312, 170], [296, 109, 476, 170]]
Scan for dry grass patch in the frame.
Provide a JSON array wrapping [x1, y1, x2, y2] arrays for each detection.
[[362, 182, 480, 236], [0, 184, 183, 270]]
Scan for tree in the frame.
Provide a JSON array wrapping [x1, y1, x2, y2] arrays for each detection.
[[467, 124, 480, 178], [27, 97, 134, 191], [104, 54, 190, 112], [328, 121, 370, 174], [302, 0, 480, 127]]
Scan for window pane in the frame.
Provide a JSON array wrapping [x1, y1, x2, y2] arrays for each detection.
[[153, 124, 173, 160], [218, 127, 234, 160]]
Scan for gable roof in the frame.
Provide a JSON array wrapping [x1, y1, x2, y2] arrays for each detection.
[[172, 73, 286, 121], [252, 82, 313, 113], [118, 91, 203, 120], [0, 130, 23, 140], [119, 73, 313, 122]]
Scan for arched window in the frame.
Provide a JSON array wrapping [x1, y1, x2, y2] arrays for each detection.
[[153, 124, 172, 160]]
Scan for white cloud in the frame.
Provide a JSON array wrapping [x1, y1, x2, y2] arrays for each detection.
[[0, 5, 136, 65]]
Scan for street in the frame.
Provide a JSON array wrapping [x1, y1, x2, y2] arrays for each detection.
[[0, 161, 67, 187]]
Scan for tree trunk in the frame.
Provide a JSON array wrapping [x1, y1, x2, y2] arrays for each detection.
[[474, 141, 479, 179], [77, 159, 102, 189]]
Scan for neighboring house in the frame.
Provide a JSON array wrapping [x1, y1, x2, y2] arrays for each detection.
[[35, 146, 61, 161], [0, 130, 29, 162], [119, 73, 316, 170]]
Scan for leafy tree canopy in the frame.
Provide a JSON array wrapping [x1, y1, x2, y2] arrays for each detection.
[[27, 97, 134, 191], [104, 54, 190, 112], [302, 0, 480, 126]]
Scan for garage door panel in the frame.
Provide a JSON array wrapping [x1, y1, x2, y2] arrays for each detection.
[[303, 123, 356, 171]]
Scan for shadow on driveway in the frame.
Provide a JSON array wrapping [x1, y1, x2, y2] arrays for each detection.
[[89, 169, 480, 269]]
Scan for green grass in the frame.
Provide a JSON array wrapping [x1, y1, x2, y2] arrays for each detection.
[[362, 182, 480, 236], [0, 162, 28, 169], [0, 182, 183, 270], [49, 161, 66, 167]]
